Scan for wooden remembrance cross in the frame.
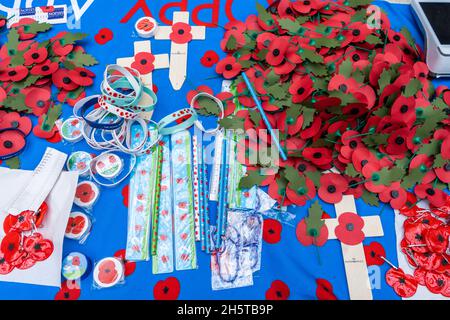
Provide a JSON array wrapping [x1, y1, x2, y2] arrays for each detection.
[[324, 195, 384, 300], [155, 11, 206, 91], [116, 40, 169, 120]]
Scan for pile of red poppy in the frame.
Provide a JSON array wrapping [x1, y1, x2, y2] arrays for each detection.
[[194, 0, 450, 210], [385, 193, 450, 298], [0, 202, 53, 274], [0, 15, 97, 147]]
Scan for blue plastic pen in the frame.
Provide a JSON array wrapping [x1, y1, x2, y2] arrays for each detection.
[[241, 72, 288, 161]]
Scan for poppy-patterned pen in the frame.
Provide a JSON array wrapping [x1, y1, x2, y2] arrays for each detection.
[[241, 72, 288, 161]]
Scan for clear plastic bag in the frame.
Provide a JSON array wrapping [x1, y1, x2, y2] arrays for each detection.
[[64, 210, 94, 244], [92, 257, 125, 289]]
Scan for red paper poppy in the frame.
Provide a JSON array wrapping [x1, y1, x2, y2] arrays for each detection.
[[391, 95, 416, 128], [40, 6, 54, 13], [95, 28, 113, 45], [424, 226, 449, 254], [23, 43, 48, 66], [266, 37, 290, 66], [11, 18, 38, 41], [265, 280, 290, 300], [33, 115, 59, 139], [24, 88, 51, 116], [153, 277, 181, 300], [0, 17, 6, 30], [425, 270, 448, 296], [51, 32, 74, 56], [361, 162, 386, 194], [296, 219, 328, 246], [386, 268, 418, 298], [302, 147, 333, 168], [216, 56, 242, 79], [68, 67, 95, 86], [0, 111, 32, 135], [30, 59, 59, 76], [415, 183, 447, 207], [364, 242, 386, 266], [318, 173, 348, 204], [0, 231, 22, 263], [263, 218, 282, 244], [131, 52, 155, 75], [344, 177, 365, 199], [316, 278, 337, 300], [289, 74, 313, 104], [292, 0, 321, 14], [200, 50, 219, 67], [442, 136, 450, 160], [0, 130, 26, 160], [0, 66, 28, 82], [170, 22, 192, 44], [22, 233, 53, 261], [414, 267, 427, 286], [54, 280, 81, 300], [413, 251, 441, 271], [220, 29, 246, 52], [52, 69, 79, 91], [404, 220, 428, 253], [379, 182, 407, 209], [435, 162, 450, 183], [286, 177, 316, 206], [114, 249, 136, 277], [335, 212, 365, 246]]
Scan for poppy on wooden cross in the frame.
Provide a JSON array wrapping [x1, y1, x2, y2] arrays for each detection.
[[155, 11, 206, 91], [324, 195, 384, 300]]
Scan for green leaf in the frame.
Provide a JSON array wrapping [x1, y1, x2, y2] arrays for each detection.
[[301, 107, 316, 129], [416, 140, 440, 156], [67, 51, 98, 67], [278, 18, 302, 35], [313, 37, 341, 48], [305, 170, 321, 188], [6, 28, 20, 56], [403, 78, 423, 98], [219, 115, 245, 130], [256, 3, 274, 27], [300, 49, 324, 64], [401, 167, 426, 189], [2, 94, 31, 113], [305, 62, 328, 77], [351, 8, 368, 22], [9, 52, 25, 67], [238, 169, 266, 189], [305, 201, 325, 238], [238, 59, 254, 69], [328, 90, 358, 105], [345, 163, 361, 178], [266, 84, 287, 100], [400, 27, 416, 48], [433, 154, 447, 169], [339, 60, 353, 78], [59, 32, 88, 46], [378, 68, 393, 95], [348, 0, 373, 8], [361, 190, 380, 207], [41, 103, 62, 132], [362, 134, 389, 147], [226, 34, 238, 51], [26, 22, 52, 34], [5, 157, 20, 169], [377, 167, 405, 186], [365, 34, 382, 45], [197, 96, 221, 116]]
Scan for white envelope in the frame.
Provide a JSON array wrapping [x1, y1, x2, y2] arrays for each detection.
[[0, 167, 78, 287]]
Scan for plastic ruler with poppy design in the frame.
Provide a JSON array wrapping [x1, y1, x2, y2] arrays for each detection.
[[125, 126, 159, 261], [152, 136, 174, 274], [171, 130, 197, 270], [2, 147, 67, 217], [116, 40, 169, 120], [155, 11, 206, 91], [323, 195, 384, 300]]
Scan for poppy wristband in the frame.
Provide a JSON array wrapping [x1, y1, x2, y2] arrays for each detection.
[[0, 127, 26, 160], [102, 64, 142, 104], [157, 108, 198, 136], [88, 152, 137, 188], [74, 95, 125, 130], [189, 92, 224, 134]]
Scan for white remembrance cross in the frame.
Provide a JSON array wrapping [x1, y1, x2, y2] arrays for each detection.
[[155, 11, 206, 91], [324, 195, 384, 300], [116, 40, 169, 120]]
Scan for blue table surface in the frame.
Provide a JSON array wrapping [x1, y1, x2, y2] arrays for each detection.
[[0, 0, 447, 300]]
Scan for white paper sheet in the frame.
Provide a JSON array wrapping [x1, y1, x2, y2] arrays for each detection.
[[0, 168, 78, 287]]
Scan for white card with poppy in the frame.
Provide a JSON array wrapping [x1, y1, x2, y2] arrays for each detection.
[[0, 167, 78, 287]]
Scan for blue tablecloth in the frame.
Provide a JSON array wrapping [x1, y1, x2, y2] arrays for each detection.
[[0, 0, 446, 300]]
